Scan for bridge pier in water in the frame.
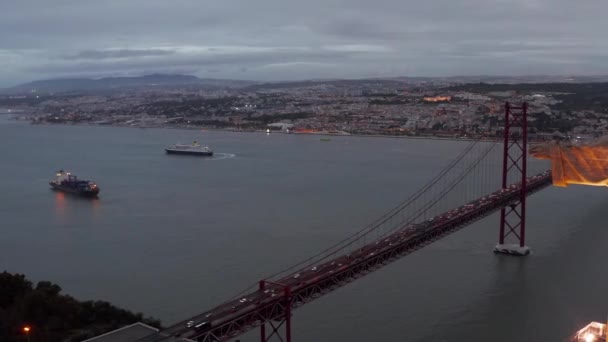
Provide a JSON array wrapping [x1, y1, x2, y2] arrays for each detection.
[[494, 102, 531, 256]]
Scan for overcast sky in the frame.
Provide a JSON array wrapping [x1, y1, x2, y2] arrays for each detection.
[[1, 0, 607, 86]]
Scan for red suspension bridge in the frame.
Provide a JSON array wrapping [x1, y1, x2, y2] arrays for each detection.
[[139, 102, 553, 342]]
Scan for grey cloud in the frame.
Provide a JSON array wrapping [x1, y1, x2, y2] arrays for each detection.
[[320, 18, 405, 41], [26, 47, 362, 75], [1, 0, 608, 86], [64, 49, 175, 60]]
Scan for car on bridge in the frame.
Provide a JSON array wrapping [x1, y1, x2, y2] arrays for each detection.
[[194, 321, 210, 330]]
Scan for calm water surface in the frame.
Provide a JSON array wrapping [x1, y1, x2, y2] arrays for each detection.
[[0, 116, 606, 342]]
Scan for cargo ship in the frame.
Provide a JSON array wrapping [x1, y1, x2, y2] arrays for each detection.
[[49, 170, 100, 197], [165, 141, 213, 156]]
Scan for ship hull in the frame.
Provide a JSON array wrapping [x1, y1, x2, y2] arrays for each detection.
[[50, 183, 100, 197], [165, 149, 213, 156]]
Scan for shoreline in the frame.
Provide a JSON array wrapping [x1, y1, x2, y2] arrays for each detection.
[[19, 118, 503, 143], [14, 116, 553, 143]]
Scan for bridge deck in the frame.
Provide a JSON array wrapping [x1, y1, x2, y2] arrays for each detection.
[[140, 171, 553, 342]]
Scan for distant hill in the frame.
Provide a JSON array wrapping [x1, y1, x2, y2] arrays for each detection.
[[446, 82, 608, 112], [3, 74, 257, 93], [5, 74, 608, 94], [242, 78, 410, 91], [243, 75, 608, 91]]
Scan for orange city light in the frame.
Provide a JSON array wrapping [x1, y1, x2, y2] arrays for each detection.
[[530, 140, 608, 187]]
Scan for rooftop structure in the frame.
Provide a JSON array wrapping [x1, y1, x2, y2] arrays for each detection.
[[81, 322, 159, 342]]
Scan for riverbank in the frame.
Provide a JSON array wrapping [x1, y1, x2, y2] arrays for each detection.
[[13, 116, 510, 143], [44, 121, 552, 143]]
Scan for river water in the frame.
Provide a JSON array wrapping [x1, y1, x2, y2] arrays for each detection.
[[0, 115, 606, 342]]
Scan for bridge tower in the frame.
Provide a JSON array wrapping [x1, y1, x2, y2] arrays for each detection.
[[494, 102, 530, 256], [259, 280, 292, 342]]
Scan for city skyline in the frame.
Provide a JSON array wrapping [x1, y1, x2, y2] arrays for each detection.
[[2, 0, 608, 87]]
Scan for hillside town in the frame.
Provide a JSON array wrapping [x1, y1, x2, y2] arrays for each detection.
[[2, 79, 608, 140]]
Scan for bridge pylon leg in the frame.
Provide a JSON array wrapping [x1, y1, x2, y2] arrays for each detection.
[[258, 280, 292, 342], [494, 102, 531, 256]]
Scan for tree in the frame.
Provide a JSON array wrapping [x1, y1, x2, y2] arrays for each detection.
[[432, 122, 444, 130], [0, 272, 161, 342]]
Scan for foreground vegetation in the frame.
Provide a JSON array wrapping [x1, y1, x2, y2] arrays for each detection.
[[0, 272, 161, 342]]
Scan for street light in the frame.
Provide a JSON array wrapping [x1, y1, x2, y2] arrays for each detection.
[[22, 325, 31, 342]]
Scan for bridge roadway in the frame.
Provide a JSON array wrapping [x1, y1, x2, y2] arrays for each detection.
[[140, 170, 553, 342]]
